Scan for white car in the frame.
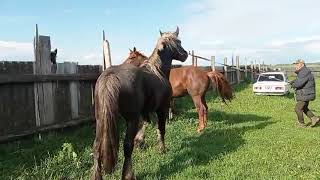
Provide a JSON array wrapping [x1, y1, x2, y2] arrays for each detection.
[[253, 72, 290, 95]]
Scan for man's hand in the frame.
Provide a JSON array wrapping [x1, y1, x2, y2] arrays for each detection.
[[289, 80, 295, 88]]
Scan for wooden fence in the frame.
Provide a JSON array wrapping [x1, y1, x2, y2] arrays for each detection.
[[188, 51, 265, 84], [0, 61, 100, 142], [0, 29, 102, 142]]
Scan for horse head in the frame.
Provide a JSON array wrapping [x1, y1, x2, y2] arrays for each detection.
[[157, 26, 188, 64], [50, 48, 57, 64], [124, 47, 148, 67]]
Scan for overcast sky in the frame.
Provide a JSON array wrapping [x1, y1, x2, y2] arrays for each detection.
[[0, 0, 319, 66]]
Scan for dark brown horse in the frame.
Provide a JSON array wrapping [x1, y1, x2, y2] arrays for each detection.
[[124, 48, 233, 133], [92, 27, 188, 180]]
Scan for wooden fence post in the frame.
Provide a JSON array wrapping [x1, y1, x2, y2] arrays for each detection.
[[231, 55, 234, 67], [251, 61, 254, 81], [33, 24, 41, 140], [245, 59, 248, 79], [33, 25, 55, 130], [195, 57, 198, 67], [236, 56, 240, 84], [231, 55, 234, 82], [211, 56, 215, 71], [192, 50, 195, 66], [224, 57, 228, 80], [103, 30, 112, 71]]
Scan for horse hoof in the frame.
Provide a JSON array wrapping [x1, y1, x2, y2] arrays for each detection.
[[159, 145, 167, 154], [123, 174, 136, 180], [135, 141, 148, 150], [197, 128, 204, 133]]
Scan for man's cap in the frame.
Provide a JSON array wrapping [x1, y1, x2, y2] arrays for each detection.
[[293, 59, 305, 64]]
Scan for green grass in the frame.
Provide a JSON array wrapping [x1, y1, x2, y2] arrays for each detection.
[[1, 81, 320, 179]]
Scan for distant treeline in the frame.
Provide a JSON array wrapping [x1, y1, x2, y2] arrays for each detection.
[[272, 62, 320, 77]]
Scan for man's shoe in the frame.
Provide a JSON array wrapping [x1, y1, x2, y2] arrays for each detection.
[[297, 122, 307, 128], [310, 116, 320, 127]]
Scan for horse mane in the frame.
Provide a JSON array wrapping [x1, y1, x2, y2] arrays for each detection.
[[143, 33, 180, 82], [130, 50, 147, 59], [123, 32, 180, 82]]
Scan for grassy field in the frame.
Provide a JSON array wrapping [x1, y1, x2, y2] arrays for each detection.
[[1, 81, 320, 179]]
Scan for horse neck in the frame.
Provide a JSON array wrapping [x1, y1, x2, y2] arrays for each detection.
[[148, 48, 172, 79], [138, 55, 148, 66]]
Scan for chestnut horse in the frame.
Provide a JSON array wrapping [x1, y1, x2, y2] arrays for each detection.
[[124, 48, 233, 133], [92, 28, 188, 180]]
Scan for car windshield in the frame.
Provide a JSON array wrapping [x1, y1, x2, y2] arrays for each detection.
[[258, 74, 284, 82]]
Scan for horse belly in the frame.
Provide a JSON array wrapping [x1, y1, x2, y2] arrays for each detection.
[[143, 87, 171, 113], [171, 82, 188, 97]]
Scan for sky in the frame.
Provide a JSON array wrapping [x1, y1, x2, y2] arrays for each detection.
[[0, 0, 319, 66]]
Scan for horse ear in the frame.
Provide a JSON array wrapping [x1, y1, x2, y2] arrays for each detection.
[[174, 26, 179, 37], [159, 30, 163, 36], [129, 48, 133, 53], [133, 47, 136, 52], [54, 48, 57, 53]]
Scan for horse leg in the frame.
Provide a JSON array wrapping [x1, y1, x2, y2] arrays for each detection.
[[168, 108, 173, 120], [156, 109, 168, 153], [192, 95, 205, 133], [168, 99, 175, 120], [134, 115, 149, 149], [122, 115, 139, 180], [201, 96, 208, 127]]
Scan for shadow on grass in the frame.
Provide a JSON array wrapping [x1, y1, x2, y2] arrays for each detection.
[[0, 123, 96, 179], [0, 117, 130, 179], [139, 113, 273, 179], [181, 110, 271, 125]]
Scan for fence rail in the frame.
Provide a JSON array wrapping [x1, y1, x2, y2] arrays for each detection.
[[188, 51, 266, 84], [0, 73, 99, 84]]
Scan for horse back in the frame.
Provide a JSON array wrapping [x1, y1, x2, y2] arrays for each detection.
[[103, 64, 171, 114], [170, 66, 209, 97]]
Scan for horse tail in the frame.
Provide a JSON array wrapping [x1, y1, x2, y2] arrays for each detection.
[[207, 71, 234, 104], [92, 72, 120, 180]]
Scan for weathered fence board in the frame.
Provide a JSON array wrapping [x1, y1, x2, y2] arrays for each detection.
[[0, 84, 36, 137], [0, 60, 100, 142], [64, 62, 79, 119], [34, 35, 55, 126], [77, 65, 100, 119], [0, 62, 36, 138]]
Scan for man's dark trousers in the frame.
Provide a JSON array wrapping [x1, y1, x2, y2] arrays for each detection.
[[295, 101, 315, 124]]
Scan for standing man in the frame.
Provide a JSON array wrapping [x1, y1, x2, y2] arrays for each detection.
[[290, 59, 319, 127]]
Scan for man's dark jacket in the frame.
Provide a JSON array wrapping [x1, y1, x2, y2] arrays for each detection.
[[292, 66, 316, 101]]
